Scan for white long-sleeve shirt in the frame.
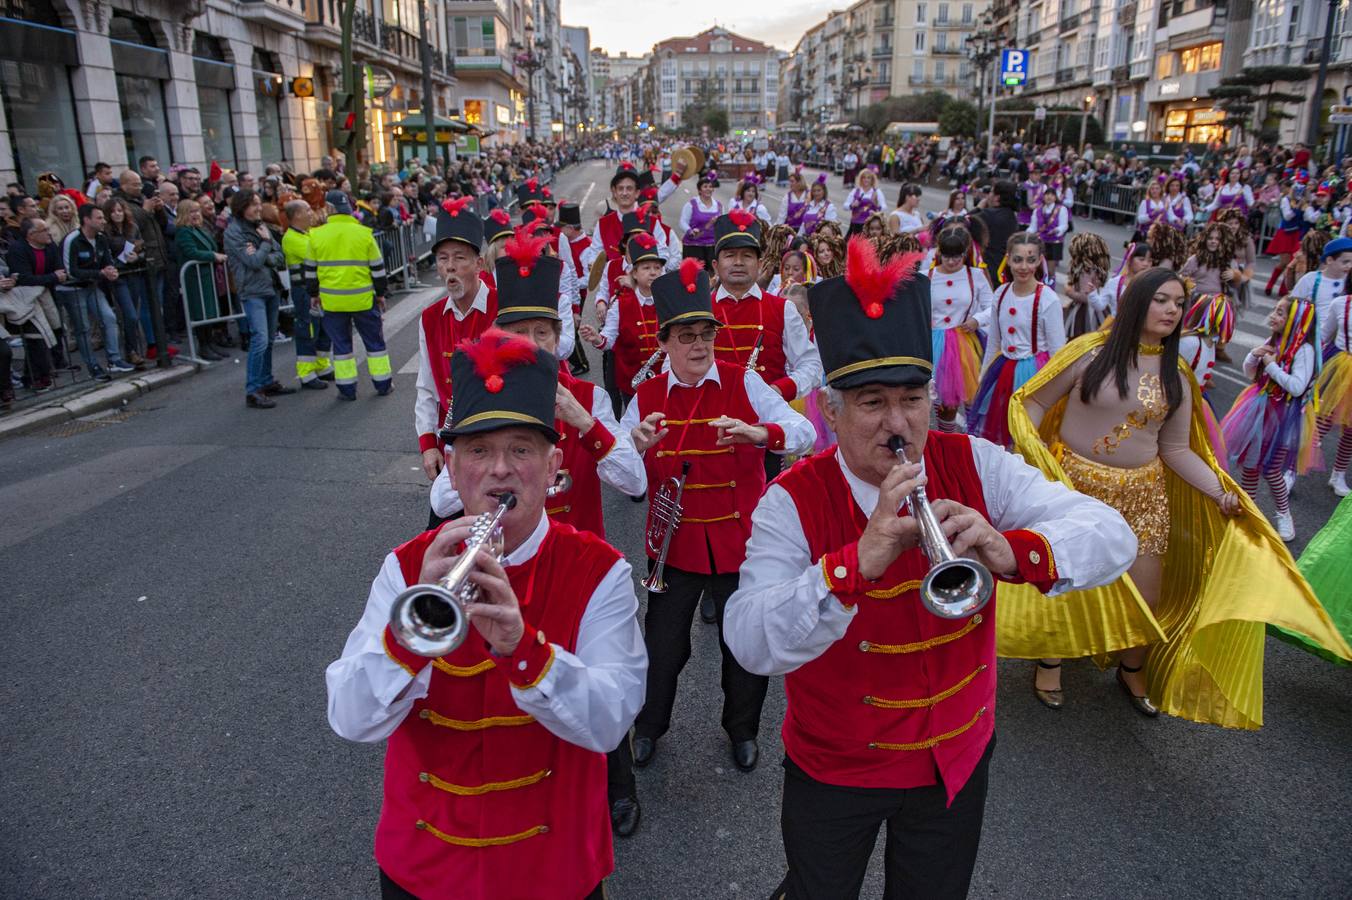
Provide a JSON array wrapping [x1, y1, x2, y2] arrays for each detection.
[[1243, 342, 1316, 397], [714, 282, 824, 399], [580, 207, 671, 274], [723, 442, 1138, 676], [845, 186, 885, 222], [414, 283, 491, 441], [430, 383, 646, 518], [1291, 270, 1349, 320], [554, 264, 577, 361], [1165, 194, 1193, 228], [928, 264, 993, 331], [1089, 274, 1127, 320], [679, 196, 722, 239], [1136, 197, 1167, 229], [731, 199, 771, 223], [1205, 183, 1254, 213], [1321, 293, 1352, 352], [1179, 333, 1218, 391], [597, 286, 655, 351], [1032, 202, 1069, 241], [618, 363, 817, 459], [325, 512, 647, 753], [982, 282, 1067, 369]]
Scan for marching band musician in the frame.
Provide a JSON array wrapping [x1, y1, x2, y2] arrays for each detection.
[[723, 237, 1137, 900], [709, 210, 824, 477], [414, 201, 495, 507], [326, 329, 648, 900], [579, 232, 666, 414], [557, 202, 593, 374], [429, 230, 646, 534], [580, 162, 670, 294], [618, 258, 814, 773], [518, 203, 579, 362]]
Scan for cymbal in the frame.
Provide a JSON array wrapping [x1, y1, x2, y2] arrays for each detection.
[[587, 253, 607, 292], [672, 145, 705, 181]]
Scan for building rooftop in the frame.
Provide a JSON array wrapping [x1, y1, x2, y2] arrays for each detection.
[[654, 26, 772, 54]]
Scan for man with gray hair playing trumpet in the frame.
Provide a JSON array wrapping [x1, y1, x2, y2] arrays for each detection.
[[724, 238, 1138, 900], [327, 329, 647, 900]]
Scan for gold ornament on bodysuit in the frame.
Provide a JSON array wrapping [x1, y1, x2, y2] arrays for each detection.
[[1093, 372, 1166, 455]]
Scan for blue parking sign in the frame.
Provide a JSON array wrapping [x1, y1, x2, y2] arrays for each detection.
[[1000, 49, 1028, 86]]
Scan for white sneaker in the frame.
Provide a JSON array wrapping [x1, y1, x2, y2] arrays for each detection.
[[1274, 511, 1296, 542], [1331, 470, 1350, 498], [1284, 470, 1296, 497]]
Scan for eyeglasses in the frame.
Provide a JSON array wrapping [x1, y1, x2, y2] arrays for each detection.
[[675, 328, 718, 344]]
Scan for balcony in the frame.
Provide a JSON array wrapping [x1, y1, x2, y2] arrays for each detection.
[[873, 46, 893, 58], [933, 16, 964, 28], [1111, 64, 1130, 83], [1054, 67, 1076, 84], [933, 44, 963, 56], [237, 0, 306, 33], [1118, 1, 1138, 26], [1060, 12, 1082, 32], [303, 4, 454, 79]]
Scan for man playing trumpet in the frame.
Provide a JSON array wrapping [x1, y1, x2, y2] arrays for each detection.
[[724, 238, 1137, 899], [618, 258, 814, 773], [327, 330, 647, 900]]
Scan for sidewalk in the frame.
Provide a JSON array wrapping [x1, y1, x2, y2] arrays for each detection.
[[0, 361, 198, 440]]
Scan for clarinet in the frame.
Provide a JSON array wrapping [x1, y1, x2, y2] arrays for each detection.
[[745, 334, 764, 371], [630, 350, 664, 389]]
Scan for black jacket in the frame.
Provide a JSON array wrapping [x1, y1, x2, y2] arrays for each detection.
[[58, 229, 114, 289], [6, 239, 64, 288], [973, 206, 1020, 274]]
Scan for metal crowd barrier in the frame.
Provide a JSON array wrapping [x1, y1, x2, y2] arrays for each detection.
[[177, 259, 294, 366]]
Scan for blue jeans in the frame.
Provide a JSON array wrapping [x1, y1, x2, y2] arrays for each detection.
[[57, 286, 124, 370], [108, 274, 147, 358], [241, 294, 279, 394]]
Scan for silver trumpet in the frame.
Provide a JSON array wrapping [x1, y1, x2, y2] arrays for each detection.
[[388, 492, 517, 656], [887, 436, 993, 619], [630, 350, 664, 389], [546, 470, 572, 497], [642, 461, 691, 593]]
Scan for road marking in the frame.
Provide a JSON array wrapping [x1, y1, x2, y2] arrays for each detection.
[[579, 180, 594, 210]]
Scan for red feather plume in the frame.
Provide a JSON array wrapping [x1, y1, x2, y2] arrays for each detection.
[[525, 202, 549, 221], [458, 328, 538, 394], [844, 237, 923, 319], [641, 187, 658, 200], [526, 177, 538, 191], [503, 228, 550, 277], [728, 208, 756, 231], [632, 232, 658, 250], [678, 257, 704, 294], [542, 187, 553, 199], [441, 196, 473, 217], [488, 208, 511, 226]]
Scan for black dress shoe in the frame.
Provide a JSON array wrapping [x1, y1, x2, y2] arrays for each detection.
[[263, 381, 298, 395], [632, 736, 656, 768], [609, 796, 642, 837], [301, 378, 329, 390], [700, 594, 717, 624], [732, 739, 759, 771], [246, 391, 276, 409]]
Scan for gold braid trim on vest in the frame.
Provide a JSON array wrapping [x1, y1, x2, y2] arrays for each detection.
[[868, 706, 987, 751], [857, 614, 983, 654]]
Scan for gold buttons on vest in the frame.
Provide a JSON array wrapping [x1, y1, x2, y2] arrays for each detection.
[[729, 480, 737, 488], [833, 565, 848, 579], [733, 511, 741, 519], [416, 820, 428, 830], [594, 441, 602, 449], [539, 825, 551, 834], [419, 772, 430, 782], [972, 614, 983, 626], [858, 640, 871, 652], [537, 630, 547, 646], [419, 709, 430, 719]]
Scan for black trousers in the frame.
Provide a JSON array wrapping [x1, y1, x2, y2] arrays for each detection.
[[772, 738, 994, 900], [764, 450, 783, 482], [634, 563, 768, 743], [607, 730, 636, 801], [380, 869, 606, 899], [602, 349, 621, 420], [681, 243, 715, 271]]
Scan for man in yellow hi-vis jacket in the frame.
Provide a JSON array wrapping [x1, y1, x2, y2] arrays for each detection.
[[304, 190, 391, 400]]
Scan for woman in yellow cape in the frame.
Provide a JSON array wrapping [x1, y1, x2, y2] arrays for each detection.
[[997, 268, 1352, 730]]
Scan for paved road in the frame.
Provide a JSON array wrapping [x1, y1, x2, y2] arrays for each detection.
[[2, 159, 1350, 899]]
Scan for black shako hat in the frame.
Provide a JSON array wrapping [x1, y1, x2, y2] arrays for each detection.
[[610, 161, 640, 188], [620, 208, 654, 237], [713, 209, 763, 254], [808, 238, 932, 389], [484, 207, 514, 245], [515, 175, 543, 207], [627, 231, 663, 266], [432, 197, 484, 252], [557, 202, 582, 227], [493, 231, 563, 326], [652, 258, 721, 330], [444, 328, 560, 443]]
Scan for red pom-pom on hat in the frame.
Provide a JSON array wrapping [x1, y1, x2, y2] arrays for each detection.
[[526, 177, 538, 191], [844, 237, 923, 320], [503, 228, 550, 278], [679, 257, 703, 294], [728, 208, 756, 232], [458, 328, 538, 394], [442, 196, 473, 217], [488, 208, 510, 225]]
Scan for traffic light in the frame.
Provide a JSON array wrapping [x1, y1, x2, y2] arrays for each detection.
[[330, 91, 358, 156]]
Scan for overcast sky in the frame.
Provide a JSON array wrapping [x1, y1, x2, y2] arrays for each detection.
[[570, 1, 828, 56]]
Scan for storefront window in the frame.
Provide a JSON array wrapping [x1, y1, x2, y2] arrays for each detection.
[[1156, 54, 1174, 79], [253, 51, 286, 165], [0, 59, 84, 188], [1163, 107, 1226, 144], [197, 84, 237, 169], [1181, 43, 1221, 74], [117, 73, 171, 169]]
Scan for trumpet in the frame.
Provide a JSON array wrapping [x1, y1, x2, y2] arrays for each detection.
[[631, 350, 664, 389], [388, 492, 517, 657], [887, 436, 993, 619], [642, 461, 691, 593]]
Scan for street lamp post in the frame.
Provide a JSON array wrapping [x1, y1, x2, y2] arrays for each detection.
[[846, 57, 871, 119], [510, 24, 548, 142], [1079, 92, 1097, 149], [963, 10, 999, 163]]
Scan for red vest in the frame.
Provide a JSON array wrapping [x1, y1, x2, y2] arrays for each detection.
[[567, 234, 592, 303], [597, 211, 625, 261], [635, 361, 764, 574], [604, 257, 626, 297], [777, 435, 996, 801], [378, 522, 620, 900], [479, 269, 496, 292], [420, 289, 499, 438], [550, 370, 609, 538], [714, 291, 790, 394], [610, 289, 660, 397]]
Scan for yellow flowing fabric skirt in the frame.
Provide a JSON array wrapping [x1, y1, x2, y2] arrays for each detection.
[[996, 332, 1352, 729]]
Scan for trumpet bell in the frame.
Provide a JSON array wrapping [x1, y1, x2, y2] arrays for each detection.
[[921, 558, 994, 619], [389, 584, 469, 657]]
